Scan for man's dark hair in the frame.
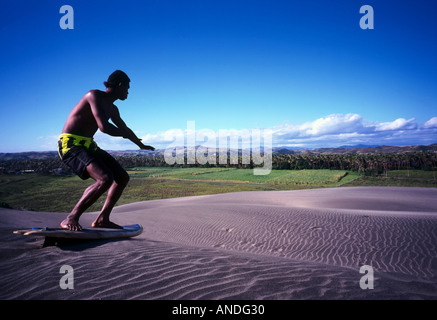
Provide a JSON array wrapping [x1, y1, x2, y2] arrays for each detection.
[[104, 70, 130, 88]]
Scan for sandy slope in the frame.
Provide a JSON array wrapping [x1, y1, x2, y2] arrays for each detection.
[[1, 187, 436, 300]]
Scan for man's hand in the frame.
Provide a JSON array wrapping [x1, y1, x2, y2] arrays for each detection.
[[121, 129, 155, 150], [135, 138, 155, 151], [107, 104, 155, 151], [139, 144, 155, 151]]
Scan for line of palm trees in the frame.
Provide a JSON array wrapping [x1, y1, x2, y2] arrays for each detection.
[[116, 151, 437, 175], [271, 152, 436, 175]]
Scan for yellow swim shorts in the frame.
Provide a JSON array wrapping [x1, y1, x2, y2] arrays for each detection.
[[57, 133, 98, 159]]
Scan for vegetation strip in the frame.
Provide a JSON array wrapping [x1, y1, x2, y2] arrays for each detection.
[[1, 167, 435, 213]]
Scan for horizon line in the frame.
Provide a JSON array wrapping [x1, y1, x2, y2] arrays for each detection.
[[1, 142, 437, 155]]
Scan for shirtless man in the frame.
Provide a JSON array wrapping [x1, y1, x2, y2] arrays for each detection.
[[58, 70, 154, 231]]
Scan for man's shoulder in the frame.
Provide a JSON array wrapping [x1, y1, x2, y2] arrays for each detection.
[[84, 90, 108, 105], [86, 89, 105, 98]]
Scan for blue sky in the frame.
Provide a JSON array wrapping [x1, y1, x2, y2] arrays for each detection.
[[1, 0, 436, 152]]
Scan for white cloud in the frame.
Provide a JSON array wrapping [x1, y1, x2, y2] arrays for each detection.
[[303, 113, 364, 136], [273, 113, 366, 139], [424, 117, 437, 129], [270, 114, 437, 147], [93, 131, 133, 150], [375, 118, 417, 131], [141, 129, 185, 145]]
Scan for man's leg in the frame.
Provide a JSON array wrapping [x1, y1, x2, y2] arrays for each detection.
[[60, 161, 114, 231], [92, 159, 130, 229]]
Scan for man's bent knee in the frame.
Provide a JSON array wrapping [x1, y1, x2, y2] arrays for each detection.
[[116, 171, 130, 187], [98, 173, 114, 189]]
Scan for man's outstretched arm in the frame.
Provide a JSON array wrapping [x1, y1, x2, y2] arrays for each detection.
[[110, 106, 155, 150]]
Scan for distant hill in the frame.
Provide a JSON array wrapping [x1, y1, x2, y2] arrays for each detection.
[[297, 143, 437, 155], [1, 143, 436, 160], [0, 151, 59, 161]]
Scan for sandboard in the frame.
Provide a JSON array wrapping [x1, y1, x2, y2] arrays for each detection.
[[13, 224, 143, 240]]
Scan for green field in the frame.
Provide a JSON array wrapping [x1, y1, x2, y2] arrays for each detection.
[[128, 167, 351, 184], [0, 168, 435, 212]]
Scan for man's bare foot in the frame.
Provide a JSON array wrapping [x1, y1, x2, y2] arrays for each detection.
[[91, 219, 123, 229], [60, 217, 82, 231]]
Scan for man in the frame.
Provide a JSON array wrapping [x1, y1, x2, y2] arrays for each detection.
[[58, 70, 154, 231]]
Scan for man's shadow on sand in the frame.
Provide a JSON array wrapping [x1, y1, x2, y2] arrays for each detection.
[[42, 236, 140, 251]]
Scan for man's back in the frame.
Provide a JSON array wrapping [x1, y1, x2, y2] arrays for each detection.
[[62, 90, 110, 138]]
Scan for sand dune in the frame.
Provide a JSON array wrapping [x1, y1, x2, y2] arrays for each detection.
[[1, 187, 436, 300]]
